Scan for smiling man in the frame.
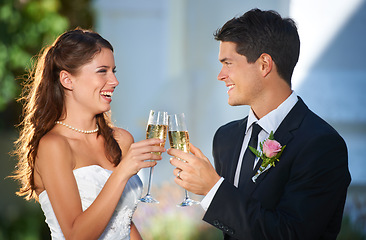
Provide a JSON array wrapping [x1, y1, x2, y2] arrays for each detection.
[[168, 8, 351, 240]]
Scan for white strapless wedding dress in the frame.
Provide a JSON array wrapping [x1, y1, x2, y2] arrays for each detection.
[[39, 165, 143, 240]]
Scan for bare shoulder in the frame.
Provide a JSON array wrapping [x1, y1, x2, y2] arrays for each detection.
[[36, 132, 74, 171], [113, 127, 134, 143], [113, 127, 134, 155]]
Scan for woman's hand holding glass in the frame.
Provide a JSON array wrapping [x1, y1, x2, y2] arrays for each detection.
[[118, 138, 165, 178], [140, 110, 168, 204]]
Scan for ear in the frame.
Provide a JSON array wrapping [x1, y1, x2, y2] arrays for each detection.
[[258, 53, 273, 77], [59, 70, 73, 90]]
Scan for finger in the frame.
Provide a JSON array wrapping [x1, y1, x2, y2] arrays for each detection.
[[173, 168, 182, 178], [140, 160, 158, 169], [174, 175, 185, 188], [134, 138, 165, 147], [167, 148, 190, 162], [173, 170, 187, 187], [128, 144, 165, 158], [147, 153, 164, 162], [189, 143, 203, 156], [146, 138, 165, 143], [189, 143, 210, 162], [170, 157, 189, 171], [124, 149, 163, 163], [146, 145, 166, 154]]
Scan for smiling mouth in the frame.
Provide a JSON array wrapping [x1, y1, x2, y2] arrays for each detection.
[[100, 91, 113, 98], [227, 84, 235, 93]]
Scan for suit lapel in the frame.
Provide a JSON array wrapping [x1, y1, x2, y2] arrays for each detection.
[[243, 97, 309, 193], [274, 97, 308, 144]]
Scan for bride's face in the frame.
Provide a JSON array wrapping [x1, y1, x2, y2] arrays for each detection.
[[69, 47, 119, 115]]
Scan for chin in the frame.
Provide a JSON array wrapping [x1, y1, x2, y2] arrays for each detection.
[[228, 100, 239, 106], [103, 107, 111, 113], [97, 106, 111, 114], [228, 99, 245, 107]]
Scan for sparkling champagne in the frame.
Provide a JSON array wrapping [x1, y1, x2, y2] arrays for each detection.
[[168, 131, 190, 153], [146, 124, 168, 155]]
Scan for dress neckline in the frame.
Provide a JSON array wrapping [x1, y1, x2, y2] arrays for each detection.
[[73, 164, 113, 172], [38, 165, 113, 199]]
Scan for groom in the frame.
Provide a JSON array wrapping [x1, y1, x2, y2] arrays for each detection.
[[168, 8, 351, 240]]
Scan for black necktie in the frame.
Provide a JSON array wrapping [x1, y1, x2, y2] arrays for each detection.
[[239, 123, 262, 187]]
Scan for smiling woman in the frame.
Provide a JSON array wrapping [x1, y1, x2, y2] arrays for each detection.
[[11, 28, 165, 240]]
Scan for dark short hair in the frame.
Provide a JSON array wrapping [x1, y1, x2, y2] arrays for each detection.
[[214, 8, 300, 86]]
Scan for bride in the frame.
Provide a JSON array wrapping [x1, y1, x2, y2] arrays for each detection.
[[12, 28, 164, 239]]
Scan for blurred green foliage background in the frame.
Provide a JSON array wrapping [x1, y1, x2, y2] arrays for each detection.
[[0, 0, 365, 239], [0, 0, 92, 129]]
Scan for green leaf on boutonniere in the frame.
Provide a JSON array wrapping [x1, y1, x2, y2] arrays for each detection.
[[249, 146, 262, 158]]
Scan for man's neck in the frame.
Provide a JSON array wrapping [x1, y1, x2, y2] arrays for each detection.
[[251, 87, 292, 119]]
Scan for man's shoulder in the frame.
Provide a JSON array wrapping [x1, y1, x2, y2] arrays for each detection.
[[290, 98, 346, 147], [219, 117, 248, 130], [299, 102, 341, 136], [214, 117, 248, 140]]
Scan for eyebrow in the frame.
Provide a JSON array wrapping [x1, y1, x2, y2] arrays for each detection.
[[219, 57, 230, 63], [97, 65, 116, 70]]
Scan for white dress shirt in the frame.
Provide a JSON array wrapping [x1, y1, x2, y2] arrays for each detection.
[[201, 91, 298, 211]]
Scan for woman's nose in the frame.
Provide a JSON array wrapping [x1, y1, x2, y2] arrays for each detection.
[[109, 74, 119, 87]]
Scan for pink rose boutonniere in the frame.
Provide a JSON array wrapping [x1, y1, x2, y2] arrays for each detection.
[[249, 131, 286, 183]]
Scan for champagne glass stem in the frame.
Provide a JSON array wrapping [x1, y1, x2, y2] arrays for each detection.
[[140, 165, 159, 203], [146, 166, 154, 196], [184, 189, 190, 199], [177, 189, 200, 207]]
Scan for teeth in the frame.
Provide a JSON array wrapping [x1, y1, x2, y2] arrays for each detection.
[[101, 91, 113, 97], [227, 85, 234, 93]]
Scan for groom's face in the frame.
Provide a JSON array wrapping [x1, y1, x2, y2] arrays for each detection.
[[217, 41, 263, 107]]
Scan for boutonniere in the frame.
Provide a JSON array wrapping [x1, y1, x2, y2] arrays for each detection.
[[249, 131, 286, 183]]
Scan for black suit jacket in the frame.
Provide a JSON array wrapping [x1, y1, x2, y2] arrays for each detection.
[[203, 98, 351, 240]]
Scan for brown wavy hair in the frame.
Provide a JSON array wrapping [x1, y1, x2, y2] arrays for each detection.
[[12, 28, 122, 201]]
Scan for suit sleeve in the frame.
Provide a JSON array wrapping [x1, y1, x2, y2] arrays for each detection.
[[204, 130, 351, 240]]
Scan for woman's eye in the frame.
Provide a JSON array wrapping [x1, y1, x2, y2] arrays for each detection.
[[98, 69, 107, 73]]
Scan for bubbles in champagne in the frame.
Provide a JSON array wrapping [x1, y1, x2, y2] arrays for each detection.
[[168, 131, 190, 153], [146, 124, 168, 155]]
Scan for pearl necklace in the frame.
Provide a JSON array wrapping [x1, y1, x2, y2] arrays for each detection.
[[55, 121, 99, 134]]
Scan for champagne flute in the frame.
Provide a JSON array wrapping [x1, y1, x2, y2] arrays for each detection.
[[140, 110, 168, 203], [168, 113, 200, 207]]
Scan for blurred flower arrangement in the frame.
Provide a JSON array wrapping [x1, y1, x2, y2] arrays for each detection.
[[133, 182, 222, 240]]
